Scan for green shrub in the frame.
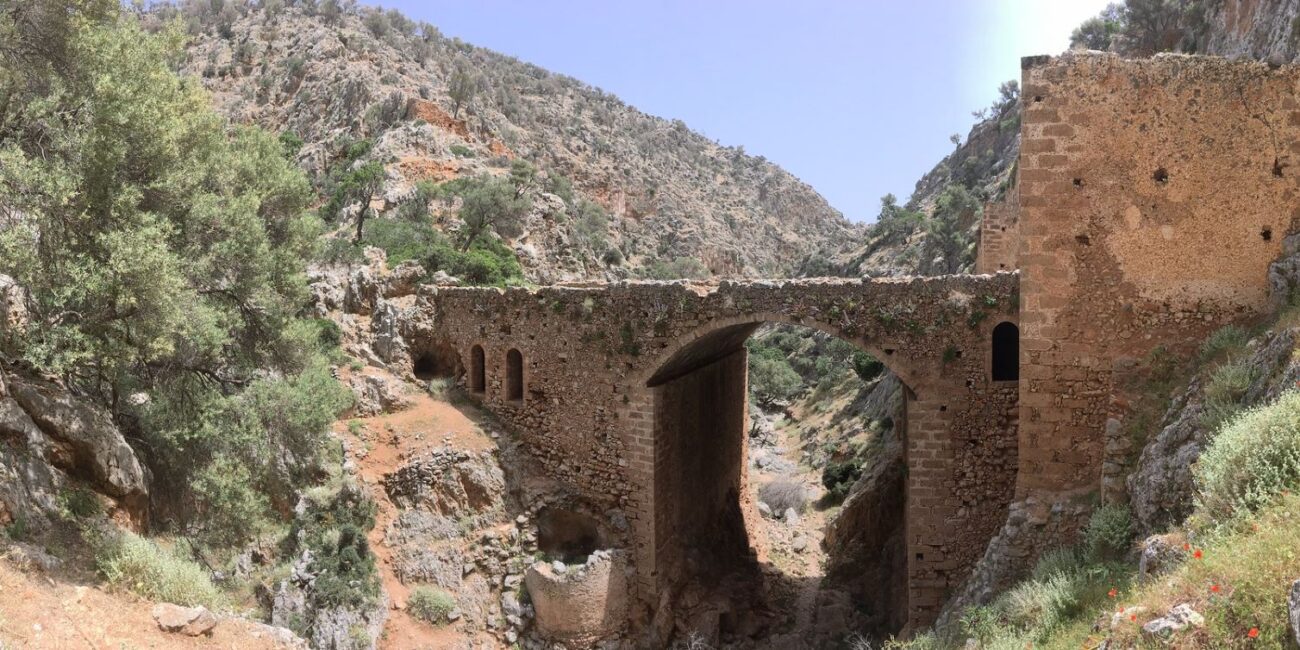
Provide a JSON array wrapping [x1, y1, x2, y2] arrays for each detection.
[[408, 586, 456, 625], [748, 353, 801, 405], [97, 532, 224, 609], [1199, 324, 1248, 361], [1083, 503, 1133, 561], [821, 461, 863, 502], [139, 359, 352, 547], [291, 482, 380, 610], [319, 219, 524, 287], [279, 131, 304, 158], [192, 455, 272, 547], [449, 144, 474, 158], [58, 486, 103, 519], [1199, 357, 1256, 430], [998, 570, 1087, 636], [1196, 389, 1300, 521], [1030, 547, 1083, 582], [641, 256, 709, 280], [852, 351, 884, 382], [5, 515, 29, 541]]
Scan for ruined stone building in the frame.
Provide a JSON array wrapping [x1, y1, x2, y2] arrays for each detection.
[[395, 52, 1300, 646]]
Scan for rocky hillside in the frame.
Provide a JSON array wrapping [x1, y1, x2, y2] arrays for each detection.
[[796, 85, 1021, 280], [1198, 0, 1300, 61], [149, 1, 859, 283]]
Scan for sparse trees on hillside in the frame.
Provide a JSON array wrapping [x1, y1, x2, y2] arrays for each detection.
[[1071, 3, 1125, 50], [1120, 0, 1189, 55], [449, 65, 477, 119], [0, 7, 349, 545], [347, 162, 386, 242], [994, 79, 1019, 114], [319, 0, 342, 24], [922, 185, 979, 274], [1070, 0, 1203, 56], [457, 177, 530, 250]]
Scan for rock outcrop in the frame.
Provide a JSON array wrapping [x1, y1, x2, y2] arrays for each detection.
[[0, 371, 148, 531], [383, 447, 504, 515], [1128, 328, 1299, 535], [271, 547, 388, 650]]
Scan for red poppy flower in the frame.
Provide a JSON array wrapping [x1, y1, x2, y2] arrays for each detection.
[[1194, 549, 1203, 559], [1130, 614, 1137, 622], [1108, 588, 1118, 598], [1183, 542, 1191, 551], [1248, 627, 1260, 638], [1211, 584, 1221, 593]]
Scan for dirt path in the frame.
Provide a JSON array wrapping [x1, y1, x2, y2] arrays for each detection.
[[336, 370, 498, 649], [0, 559, 289, 650], [747, 403, 842, 643]]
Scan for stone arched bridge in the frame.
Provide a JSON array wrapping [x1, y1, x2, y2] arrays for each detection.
[[404, 273, 1020, 635]]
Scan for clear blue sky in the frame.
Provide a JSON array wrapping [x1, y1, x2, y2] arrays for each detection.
[[376, 1, 1111, 222]]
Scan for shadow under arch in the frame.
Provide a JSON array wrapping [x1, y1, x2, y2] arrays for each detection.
[[639, 311, 926, 391], [638, 313, 915, 639]]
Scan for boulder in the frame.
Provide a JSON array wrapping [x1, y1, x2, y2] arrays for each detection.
[[782, 507, 801, 526], [1138, 534, 1186, 582], [6, 541, 63, 573], [347, 372, 411, 417], [428, 270, 461, 286], [1141, 603, 1204, 639], [381, 260, 425, 297], [1110, 606, 1149, 631], [151, 603, 217, 636], [370, 300, 408, 364]]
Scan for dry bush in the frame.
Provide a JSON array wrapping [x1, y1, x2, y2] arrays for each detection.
[[759, 480, 808, 514]]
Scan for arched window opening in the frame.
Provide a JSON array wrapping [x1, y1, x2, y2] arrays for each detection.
[[506, 348, 524, 401], [992, 321, 1019, 381], [470, 345, 486, 393]]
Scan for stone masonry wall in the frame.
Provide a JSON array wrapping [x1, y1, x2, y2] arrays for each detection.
[[1016, 52, 1300, 502], [405, 274, 1020, 635], [977, 185, 1021, 275]]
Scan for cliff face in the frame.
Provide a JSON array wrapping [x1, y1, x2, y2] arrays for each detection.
[[1199, 0, 1300, 62], [162, 2, 859, 282]]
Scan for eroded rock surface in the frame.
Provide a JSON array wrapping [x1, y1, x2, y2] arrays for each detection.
[[0, 372, 148, 531]]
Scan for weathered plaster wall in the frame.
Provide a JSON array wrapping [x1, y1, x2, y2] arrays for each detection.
[[404, 274, 1020, 634], [1016, 53, 1300, 504]]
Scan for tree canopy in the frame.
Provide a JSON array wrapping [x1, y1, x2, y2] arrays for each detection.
[[0, 2, 347, 544]]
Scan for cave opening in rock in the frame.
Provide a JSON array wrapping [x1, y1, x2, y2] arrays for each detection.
[[645, 321, 910, 641], [412, 339, 462, 381]]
